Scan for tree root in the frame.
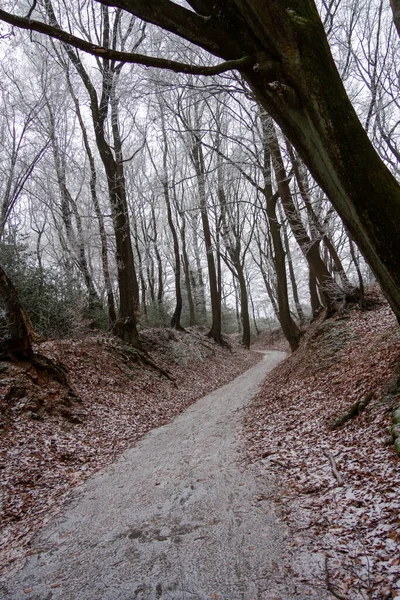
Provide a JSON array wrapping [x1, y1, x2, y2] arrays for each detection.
[[331, 393, 373, 429], [31, 353, 69, 386], [206, 330, 232, 351], [325, 556, 349, 600], [101, 337, 176, 384]]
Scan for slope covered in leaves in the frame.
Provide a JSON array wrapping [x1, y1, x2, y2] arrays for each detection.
[[0, 328, 260, 574], [244, 300, 400, 600]]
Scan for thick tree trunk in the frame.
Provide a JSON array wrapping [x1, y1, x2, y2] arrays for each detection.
[[390, 0, 400, 38], [0, 266, 33, 359], [266, 192, 301, 351], [109, 83, 140, 345], [234, 1, 400, 322], [69, 82, 117, 325]]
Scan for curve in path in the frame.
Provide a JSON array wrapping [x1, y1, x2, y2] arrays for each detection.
[[1, 351, 327, 600]]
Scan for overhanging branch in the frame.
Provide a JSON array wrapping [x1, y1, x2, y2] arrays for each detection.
[[0, 9, 254, 75]]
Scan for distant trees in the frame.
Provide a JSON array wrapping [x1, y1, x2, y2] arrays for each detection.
[[0, 0, 398, 352]]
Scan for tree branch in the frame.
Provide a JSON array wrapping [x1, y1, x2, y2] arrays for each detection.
[[95, 0, 240, 58], [0, 9, 255, 76]]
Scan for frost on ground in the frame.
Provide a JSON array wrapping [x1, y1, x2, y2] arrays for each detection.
[[0, 327, 260, 574], [243, 302, 400, 600]]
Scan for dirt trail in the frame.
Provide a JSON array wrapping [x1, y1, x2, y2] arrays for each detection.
[[1, 351, 329, 600]]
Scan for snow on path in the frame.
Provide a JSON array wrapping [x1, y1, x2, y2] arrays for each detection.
[[1, 351, 329, 600]]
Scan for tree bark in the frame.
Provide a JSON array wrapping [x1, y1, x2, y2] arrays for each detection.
[[179, 212, 196, 326], [0, 266, 33, 359], [278, 204, 306, 325], [97, 0, 400, 324], [158, 103, 184, 330], [261, 112, 301, 351], [67, 77, 117, 325], [267, 118, 340, 311], [191, 135, 223, 344], [390, 0, 400, 38]]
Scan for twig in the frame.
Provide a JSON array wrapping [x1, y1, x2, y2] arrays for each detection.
[[325, 556, 349, 600], [323, 448, 344, 486]]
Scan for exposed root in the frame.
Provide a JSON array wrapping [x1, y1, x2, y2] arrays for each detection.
[[206, 330, 232, 351], [100, 337, 176, 384], [31, 353, 69, 387], [331, 393, 373, 429]]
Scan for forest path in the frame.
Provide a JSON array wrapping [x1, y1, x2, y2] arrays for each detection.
[[1, 351, 328, 600]]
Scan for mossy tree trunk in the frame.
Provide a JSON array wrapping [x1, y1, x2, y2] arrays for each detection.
[[234, 1, 400, 322]]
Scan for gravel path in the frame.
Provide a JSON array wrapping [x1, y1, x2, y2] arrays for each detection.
[[1, 351, 329, 600]]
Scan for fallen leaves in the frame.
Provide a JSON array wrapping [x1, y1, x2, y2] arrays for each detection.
[[243, 303, 400, 600], [0, 327, 261, 574]]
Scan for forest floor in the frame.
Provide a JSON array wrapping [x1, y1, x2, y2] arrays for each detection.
[[1, 296, 399, 599], [0, 327, 260, 575], [243, 296, 400, 600]]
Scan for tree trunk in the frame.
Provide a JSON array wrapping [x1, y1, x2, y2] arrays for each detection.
[[158, 105, 183, 330], [287, 141, 353, 293], [180, 217, 196, 326], [234, 1, 400, 322], [266, 117, 340, 311], [260, 113, 301, 351], [278, 205, 306, 325], [390, 0, 400, 38], [191, 136, 223, 344], [0, 266, 33, 359], [309, 269, 323, 317], [191, 213, 207, 323], [237, 263, 251, 348], [266, 192, 300, 351], [68, 79, 117, 325]]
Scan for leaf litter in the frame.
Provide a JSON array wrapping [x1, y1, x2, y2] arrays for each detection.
[[0, 327, 260, 575], [243, 300, 400, 600]]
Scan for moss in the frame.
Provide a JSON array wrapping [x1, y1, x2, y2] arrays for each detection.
[[394, 437, 400, 456], [392, 408, 400, 424], [391, 424, 400, 439], [285, 8, 311, 29]]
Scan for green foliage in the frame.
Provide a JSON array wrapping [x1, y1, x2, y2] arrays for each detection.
[[0, 231, 105, 338], [221, 304, 240, 335], [141, 299, 173, 329]]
